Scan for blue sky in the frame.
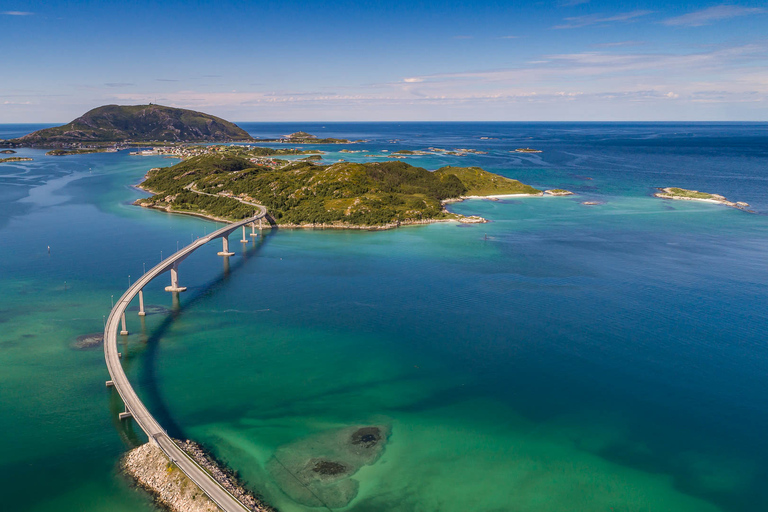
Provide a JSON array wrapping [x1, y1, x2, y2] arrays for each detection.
[[1, 0, 767, 121]]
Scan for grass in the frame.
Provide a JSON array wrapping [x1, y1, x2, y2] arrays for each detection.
[[664, 188, 717, 200]]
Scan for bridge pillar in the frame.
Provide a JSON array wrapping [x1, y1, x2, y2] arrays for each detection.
[[241, 226, 248, 244], [120, 312, 128, 336], [138, 289, 146, 316], [164, 262, 187, 292], [217, 235, 235, 256], [250, 222, 258, 237], [119, 405, 132, 420]]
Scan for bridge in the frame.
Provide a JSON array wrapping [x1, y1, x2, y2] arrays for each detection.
[[104, 205, 268, 512]]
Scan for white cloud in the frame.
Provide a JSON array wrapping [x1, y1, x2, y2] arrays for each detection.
[[663, 5, 765, 27], [591, 40, 646, 48], [1, 11, 33, 15], [554, 10, 653, 29], [403, 78, 424, 83]]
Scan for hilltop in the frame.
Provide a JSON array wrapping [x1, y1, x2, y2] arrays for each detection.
[[136, 154, 542, 227], [15, 104, 253, 144]]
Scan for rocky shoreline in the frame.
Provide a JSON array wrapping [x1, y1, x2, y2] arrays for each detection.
[[136, 200, 489, 230], [654, 187, 752, 212], [122, 441, 275, 512]]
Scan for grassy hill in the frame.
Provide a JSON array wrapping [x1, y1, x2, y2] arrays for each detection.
[[137, 156, 541, 225], [434, 166, 541, 196], [18, 104, 253, 144]]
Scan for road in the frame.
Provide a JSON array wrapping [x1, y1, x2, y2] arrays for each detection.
[[104, 205, 267, 512]]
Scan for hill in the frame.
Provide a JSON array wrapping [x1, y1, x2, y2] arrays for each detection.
[[136, 155, 542, 226], [17, 104, 253, 144]]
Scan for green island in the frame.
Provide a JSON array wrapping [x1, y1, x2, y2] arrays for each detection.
[[0, 149, 16, 154], [10, 104, 254, 146], [0, 157, 33, 163], [253, 131, 361, 144], [654, 187, 751, 211], [136, 155, 543, 227], [545, 189, 574, 196], [47, 148, 113, 156], [135, 144, 322, 161]]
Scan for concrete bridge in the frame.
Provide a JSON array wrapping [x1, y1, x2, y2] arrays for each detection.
[[104, 205, 268, 512]]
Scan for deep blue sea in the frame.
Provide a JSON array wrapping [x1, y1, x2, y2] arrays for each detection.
[[0, 122, 767, 512]]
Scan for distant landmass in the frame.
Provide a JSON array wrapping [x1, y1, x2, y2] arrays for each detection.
[[15, 104, 254, 144]]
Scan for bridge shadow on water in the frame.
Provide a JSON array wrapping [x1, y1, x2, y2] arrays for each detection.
[[115, 229, 276, 445]]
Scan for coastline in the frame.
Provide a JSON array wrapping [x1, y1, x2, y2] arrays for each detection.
[[653, 187, 752, 212], [442, 192, 544, 205], [135, 201, 481, 229], [121, 441, 274, 512], [135, 181, 490, 229]]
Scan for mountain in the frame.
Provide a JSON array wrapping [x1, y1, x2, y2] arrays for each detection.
[[17, 104, 253, 144]]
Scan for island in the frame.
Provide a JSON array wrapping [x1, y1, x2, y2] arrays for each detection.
[[0, 157, 33, 163], [47, 148, 114, 156], [514, 148, 542, 153], [0, 149, 16, 154], [654, 187, 751, 211], [545, 189, 574, 196], [135, 155, 545, 228], [8, 104, 254, 147], [252, 131, 362, 144]]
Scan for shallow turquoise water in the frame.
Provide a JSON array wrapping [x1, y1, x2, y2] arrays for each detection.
[[1, 123, 767, 511]]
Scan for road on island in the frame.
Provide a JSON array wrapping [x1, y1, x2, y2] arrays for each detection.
[[104, 204, 267, 512]]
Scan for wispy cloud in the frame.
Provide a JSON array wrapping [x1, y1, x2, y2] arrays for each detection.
[[403, 78, 424, 83], [591, 40, 646, 48], [663, 5, 765, 27], [155, 78, 179, 82], [105, 82, 135, 88], [498, 35, 519, 39], [554, 10, 653, 29], [1, 11, 33, 15]]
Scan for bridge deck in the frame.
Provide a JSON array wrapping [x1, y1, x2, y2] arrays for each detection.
[[104, 207, 267, 512]]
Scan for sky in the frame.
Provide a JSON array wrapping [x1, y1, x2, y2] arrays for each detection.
[[1, 0, 767, 122]]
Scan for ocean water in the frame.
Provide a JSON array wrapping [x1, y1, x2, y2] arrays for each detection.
[[0, 123, 767, 512]]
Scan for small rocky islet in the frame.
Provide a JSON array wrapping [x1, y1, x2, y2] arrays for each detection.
[[655, 187, 751, 211]]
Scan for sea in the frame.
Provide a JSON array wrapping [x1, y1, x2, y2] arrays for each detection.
[[0, 122, 767, 512]]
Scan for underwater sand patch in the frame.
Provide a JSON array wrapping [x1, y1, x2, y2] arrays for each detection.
[[267, 425, 390, 508], [72, 332, 103, 350]]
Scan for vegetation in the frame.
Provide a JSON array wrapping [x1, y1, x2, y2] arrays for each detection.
[[47, 148, 110, 156], [254, 132, 357, 144], [545, 189, 574, 196], [137, 155, 541, 225], [434, 166, 541, 196], [288, 132, 314, 139], [661, 187, 717, 200], [17, 104, 254, 144], [655, 187, 751, 211], [0, 157, 33, 163], [0, 149, 16, 154]]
